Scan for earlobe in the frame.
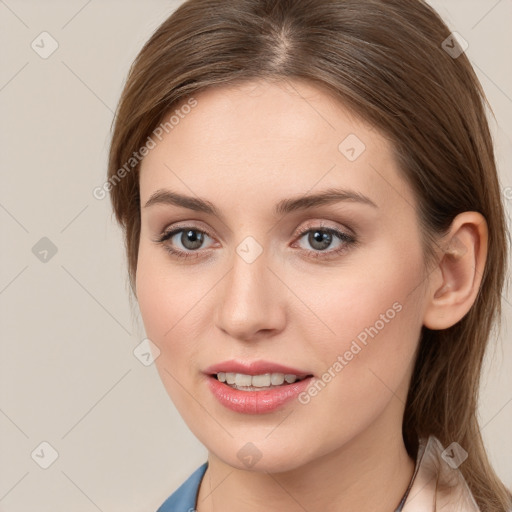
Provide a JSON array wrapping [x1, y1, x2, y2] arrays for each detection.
[[423, 212, 488, 330]]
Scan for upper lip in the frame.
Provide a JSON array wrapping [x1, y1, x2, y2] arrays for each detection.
[[204, 360, 313, 379]]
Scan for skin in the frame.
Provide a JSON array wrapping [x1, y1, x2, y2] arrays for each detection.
[[136, 79, 488, 512]]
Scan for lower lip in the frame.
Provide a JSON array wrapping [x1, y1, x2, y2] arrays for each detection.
[[206, 375, 313, 414]]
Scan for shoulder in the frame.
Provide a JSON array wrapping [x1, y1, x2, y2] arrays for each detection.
[[156, 462, 208, 512]]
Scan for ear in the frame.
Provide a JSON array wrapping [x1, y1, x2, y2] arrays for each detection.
[[423, 212, 488, 330]]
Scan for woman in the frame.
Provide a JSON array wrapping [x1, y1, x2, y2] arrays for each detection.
[[107, 0, 512, 510]]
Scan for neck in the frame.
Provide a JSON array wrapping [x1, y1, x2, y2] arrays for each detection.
[[196, 421, 415, 512]]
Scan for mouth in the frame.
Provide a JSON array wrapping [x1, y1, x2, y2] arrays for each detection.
[[203, 360, 315, 413]]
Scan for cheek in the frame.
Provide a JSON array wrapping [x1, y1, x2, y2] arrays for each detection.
[[293, 243, 425, 433], [135, 244, 204, 372], [135, 254, 206, 416], [136, 240, 208, 338], [296, 234, 424, 348], [135, 248, 170, 341]]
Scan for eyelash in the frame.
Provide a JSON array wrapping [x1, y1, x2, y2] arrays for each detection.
[[154, 222, 358, 262]]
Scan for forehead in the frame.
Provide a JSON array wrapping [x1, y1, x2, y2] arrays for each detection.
[[139, 79, 415, 217]]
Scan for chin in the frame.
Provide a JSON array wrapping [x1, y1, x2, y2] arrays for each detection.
[[204, 435, 321, 474]]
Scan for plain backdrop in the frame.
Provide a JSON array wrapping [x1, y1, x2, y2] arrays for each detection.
[[0, 1, 511, 510]]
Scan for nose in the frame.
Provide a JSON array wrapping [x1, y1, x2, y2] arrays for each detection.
[[214, 243, 287, 342]]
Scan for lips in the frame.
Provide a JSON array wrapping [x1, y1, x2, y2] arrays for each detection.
[[203, 359, 315, 414]]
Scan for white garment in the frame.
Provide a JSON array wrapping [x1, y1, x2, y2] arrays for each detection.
[[401, 436, 480, 512]]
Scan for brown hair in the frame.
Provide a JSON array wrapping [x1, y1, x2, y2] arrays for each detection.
[[107, 0, 511, 509]]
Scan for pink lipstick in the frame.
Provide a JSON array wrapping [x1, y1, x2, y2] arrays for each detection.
[[204, 360, 314, 414]]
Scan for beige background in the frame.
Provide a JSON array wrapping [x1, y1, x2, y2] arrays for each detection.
[[0, 1, 511, 510]]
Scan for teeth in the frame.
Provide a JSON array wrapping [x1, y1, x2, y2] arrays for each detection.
[[216, 372, 302, 387], [250, 374, 272, 387], [236, 374, 253, 387], [271, 373, 285, 385]]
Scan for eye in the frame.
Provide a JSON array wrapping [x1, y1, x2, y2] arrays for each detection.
[[292, 222, 357, 260], [154, 226, 215, 260]]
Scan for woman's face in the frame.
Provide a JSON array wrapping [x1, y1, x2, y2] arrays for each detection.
[[137, 79, 430, 471]]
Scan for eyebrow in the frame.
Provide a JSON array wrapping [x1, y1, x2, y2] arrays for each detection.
[[143, 187, 378, 216]]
